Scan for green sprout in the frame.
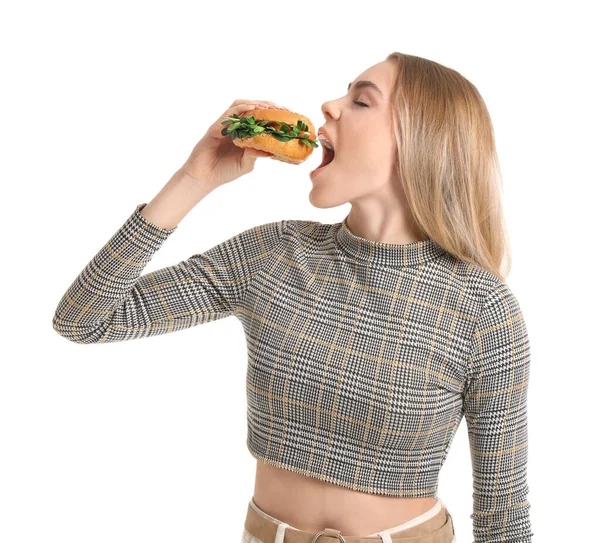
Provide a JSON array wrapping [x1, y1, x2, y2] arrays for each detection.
[[220, 113, 319, 148]]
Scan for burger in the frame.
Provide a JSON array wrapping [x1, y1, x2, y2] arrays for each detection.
[[221, 108, 319, 165]]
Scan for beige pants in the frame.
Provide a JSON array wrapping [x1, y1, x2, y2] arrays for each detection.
[[242, 495, 456, 543]]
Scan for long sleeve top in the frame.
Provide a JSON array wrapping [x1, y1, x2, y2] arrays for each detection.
[[52, 202, 533, 543]]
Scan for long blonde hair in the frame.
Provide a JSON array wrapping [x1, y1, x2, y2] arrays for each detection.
[[385, 52, 511, 281]]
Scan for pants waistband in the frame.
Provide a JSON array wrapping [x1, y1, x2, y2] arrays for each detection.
[[244, 497, 456, 543]]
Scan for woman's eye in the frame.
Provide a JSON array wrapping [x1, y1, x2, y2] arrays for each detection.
[[353, 101, 369, 108]]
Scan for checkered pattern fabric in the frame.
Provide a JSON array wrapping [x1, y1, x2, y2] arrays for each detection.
[[52, 203, 533, 542]]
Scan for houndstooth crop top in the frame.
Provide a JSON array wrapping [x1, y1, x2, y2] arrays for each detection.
[[52, 203, 533, 543]]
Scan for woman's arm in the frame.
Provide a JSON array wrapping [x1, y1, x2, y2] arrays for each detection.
[[52, 171, 285, 344], [138, 168, 219, 231], [462, 283, 534, 543]]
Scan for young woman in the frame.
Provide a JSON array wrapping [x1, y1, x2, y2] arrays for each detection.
[[53, 52, 533, 543]]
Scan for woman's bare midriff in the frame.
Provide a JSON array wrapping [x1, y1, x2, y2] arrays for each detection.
[[253, 461, 438, 536]]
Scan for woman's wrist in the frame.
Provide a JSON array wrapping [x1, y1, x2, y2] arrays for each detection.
[[139, 169, 217, 230]]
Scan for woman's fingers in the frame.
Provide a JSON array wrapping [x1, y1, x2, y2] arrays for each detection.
[[221, 102, 292, 123], [256, 100, 290, 110], [220, 103, 260, 121], [230, 99, 290, 111]]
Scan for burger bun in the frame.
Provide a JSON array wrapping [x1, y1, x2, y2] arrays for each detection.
[[232, 108, 316, 165]]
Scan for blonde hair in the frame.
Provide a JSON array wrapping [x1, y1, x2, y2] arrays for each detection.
[[385, 52, 511, 282]]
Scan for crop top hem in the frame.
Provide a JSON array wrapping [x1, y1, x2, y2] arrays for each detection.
[[246, 440, 439, 498]]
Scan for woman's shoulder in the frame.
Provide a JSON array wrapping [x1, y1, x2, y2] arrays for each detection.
[[460, 261, 523, 315], [284, 218, 321, 231], [283, 218, 341, 241]]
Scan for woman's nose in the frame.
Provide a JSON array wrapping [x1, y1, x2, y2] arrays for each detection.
[[321, 99, 338, 118]]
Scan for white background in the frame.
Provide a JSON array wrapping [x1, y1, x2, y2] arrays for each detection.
[[2, 1, 598, 541]]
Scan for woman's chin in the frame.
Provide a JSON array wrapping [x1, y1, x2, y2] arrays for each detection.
[[308, 189, 323, 208], [308, 183, 345, 209]]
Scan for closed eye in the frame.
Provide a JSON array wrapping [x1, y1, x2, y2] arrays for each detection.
[[353, 101, 368, 108]]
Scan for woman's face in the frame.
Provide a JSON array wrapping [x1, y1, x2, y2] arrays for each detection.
[[309, 60, 398, 209]]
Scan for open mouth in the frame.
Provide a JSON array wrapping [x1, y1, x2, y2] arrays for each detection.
[[314, 145, 335, 172], [311, 133, 336, 177], [320, 145, 335, 167]]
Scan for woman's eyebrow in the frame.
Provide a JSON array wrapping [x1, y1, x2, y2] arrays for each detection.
[[347, 80, 384, 98]]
